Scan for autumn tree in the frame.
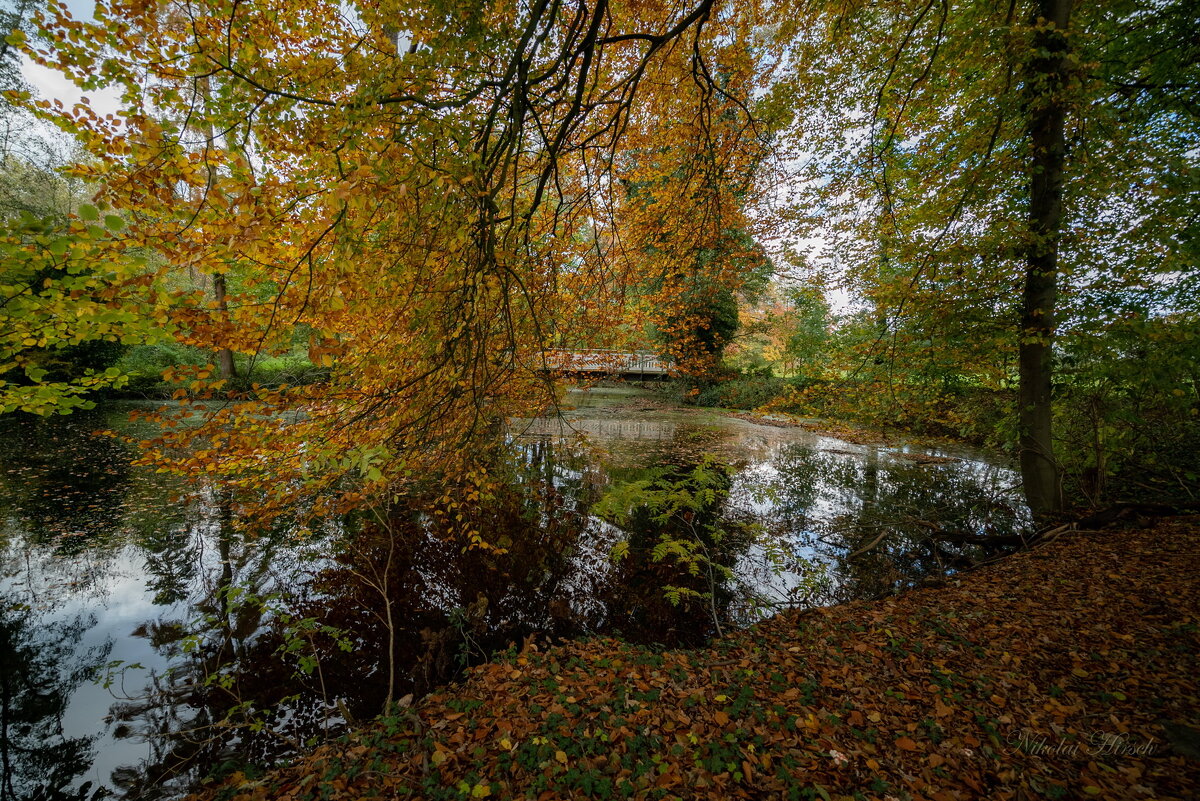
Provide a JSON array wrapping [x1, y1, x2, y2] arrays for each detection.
[[0, 1, 168, 414], [770, 0, 1199, 516], [20, 0, 777, 525], [648, 228, 770, 380], [773, 285, 831, 378], [1018, 0, 1074, 515], [18, 0, 1194, 518]]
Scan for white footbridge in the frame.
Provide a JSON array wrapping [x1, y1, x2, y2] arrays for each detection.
[[543, 349, 670, 377]]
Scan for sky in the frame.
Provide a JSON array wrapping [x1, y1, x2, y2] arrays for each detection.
[[19, 0, 121, 118]]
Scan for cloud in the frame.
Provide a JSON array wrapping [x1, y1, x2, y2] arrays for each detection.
[[20, 56, 123, 119]]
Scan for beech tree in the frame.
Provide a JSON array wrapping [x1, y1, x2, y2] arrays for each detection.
[[9, 0, 1195, 521], [1020, 0, 1074, 515], [771, 0, 1198, 517], [18, 0, 776, 526], [1, 1, 167, 414]]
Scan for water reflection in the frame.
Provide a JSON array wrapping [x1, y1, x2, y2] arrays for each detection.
[[0, 413, 131, 551], [0, 595, 111, 801], [107, 488, 337, 800], [735, 442, 1026, 605], [0, 392, 1029, 798]]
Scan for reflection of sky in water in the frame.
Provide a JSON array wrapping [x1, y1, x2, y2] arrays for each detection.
[[0, 407, 337, 798], [516, 387, 1028, 620], [0, 390, 1028, 798]]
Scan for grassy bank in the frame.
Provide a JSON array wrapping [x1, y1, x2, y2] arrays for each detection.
[[105, 344, 329, 398], [197, 517, 1200, 801]]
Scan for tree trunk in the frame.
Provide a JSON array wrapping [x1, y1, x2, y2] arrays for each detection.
[[212, 272, 237, 381], [194, 75, 238, 382], [1019, 0, 1073, 518]]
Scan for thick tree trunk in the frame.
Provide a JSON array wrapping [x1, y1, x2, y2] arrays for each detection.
[[1019, 0, 1073, 518]]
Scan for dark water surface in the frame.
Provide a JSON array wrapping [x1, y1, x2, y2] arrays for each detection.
[[0, 388, 1028, 799]]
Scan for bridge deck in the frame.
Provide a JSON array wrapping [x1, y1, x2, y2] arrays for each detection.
[[543, 349, 670, 376]]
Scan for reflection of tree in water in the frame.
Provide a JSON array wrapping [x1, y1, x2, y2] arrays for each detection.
[[99, 451, 605, 792], [760, 442, 1028, 602], [593, 434, 759, 645], [108, 488, 293, 800], [0, 594, 111, 801], [0, 407, 233, 798], [95, 428, 1028, 796], [256, 437, 755, 730], [743, 440, 825, 546], [301, 446, 607, 710], [138, 523, 198, 607]]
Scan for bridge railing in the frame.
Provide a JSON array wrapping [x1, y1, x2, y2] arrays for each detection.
[[543, 349, 670, 375]]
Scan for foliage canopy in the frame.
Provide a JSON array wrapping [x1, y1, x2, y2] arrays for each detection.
[[4, 0, 1197, 519]]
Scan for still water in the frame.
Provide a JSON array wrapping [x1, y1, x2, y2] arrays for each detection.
[[0, 387, 1028, 799]]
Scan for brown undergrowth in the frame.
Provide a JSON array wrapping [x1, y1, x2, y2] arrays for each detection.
[[197, 518, 1200, 801]]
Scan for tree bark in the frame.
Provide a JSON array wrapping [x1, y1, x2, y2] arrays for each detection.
[[194, 75, 238, 382], [1019, 0, 1073, 518], [212, 272, 237, 381]]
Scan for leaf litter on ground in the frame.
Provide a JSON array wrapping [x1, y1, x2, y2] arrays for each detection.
[[196, 516, 1200, 801]]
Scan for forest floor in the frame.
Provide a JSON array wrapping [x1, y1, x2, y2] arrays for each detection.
[[199, 517, 1200, 801]]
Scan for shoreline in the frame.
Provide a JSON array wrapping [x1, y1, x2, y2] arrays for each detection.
[[191, 516, 1200, 801]]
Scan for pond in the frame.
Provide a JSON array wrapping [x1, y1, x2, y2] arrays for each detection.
[[0, 387, 1029, 800]]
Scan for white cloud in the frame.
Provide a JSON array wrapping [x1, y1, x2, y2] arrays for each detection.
[[18, 0, 121, 119], [20, 56, 123, 119]]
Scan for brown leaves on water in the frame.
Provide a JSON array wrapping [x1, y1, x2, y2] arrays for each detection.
[[199, 517, 1200, 801]]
